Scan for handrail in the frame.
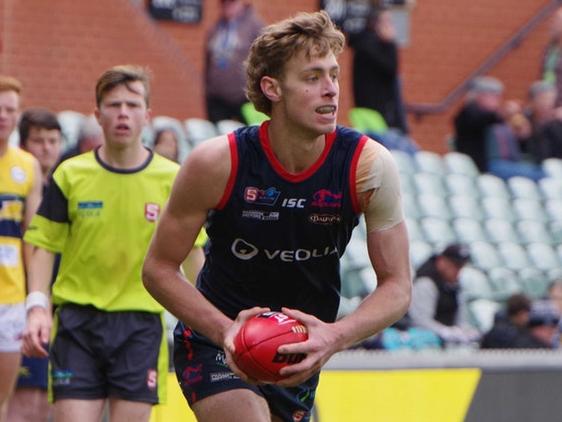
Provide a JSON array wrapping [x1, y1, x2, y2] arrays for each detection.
[[406, 0, 562, 119]]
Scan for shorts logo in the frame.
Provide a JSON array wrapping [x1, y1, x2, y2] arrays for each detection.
[[210, 372, 238, 382], [242, 210, 280, 221], [215, 351, 227, 367], [145, 203, 160, 222], [244, 186, 280, 206], [182, 364, 203, 386], [292, 410, 306, 421], [147, 369, 157, 390], [311, 189, 342, 208], [52, 369, 73, 386], [308, 213, 341, 225]]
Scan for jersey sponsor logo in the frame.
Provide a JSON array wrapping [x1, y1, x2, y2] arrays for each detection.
[[231, 238, 338, 262], [311, 189, 342, 208], [244, 186, 280, 206], [281, 198, 306, 208], [10, 166, 26, 184], [0, 197, 23, 221], [242, 210, 280, 221], [308, 213, 341, 225], [145, 203, 160, 222], [77, 201, 103, 217]]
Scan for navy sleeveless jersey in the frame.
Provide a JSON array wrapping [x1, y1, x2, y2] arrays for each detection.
[[198, 122, 368, 323]]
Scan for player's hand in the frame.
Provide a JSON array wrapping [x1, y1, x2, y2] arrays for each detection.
[[275, 307, 342, 387], [223, 306, 270, 384], [21, 307, 51, 358]]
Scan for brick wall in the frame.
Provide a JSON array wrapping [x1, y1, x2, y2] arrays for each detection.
[[0, 0, 555, 151]]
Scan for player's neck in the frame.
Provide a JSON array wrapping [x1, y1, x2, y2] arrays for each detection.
[[98, 142, 149, 170], [267, 119, 325, 174]]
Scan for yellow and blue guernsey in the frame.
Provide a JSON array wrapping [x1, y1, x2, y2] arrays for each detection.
[[24, 148, 187, 312], [1, 146, 36, 304]]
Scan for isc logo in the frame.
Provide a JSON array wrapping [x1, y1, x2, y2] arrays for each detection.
[[281, 198, 306, 208], [272, 352, 306, 364]]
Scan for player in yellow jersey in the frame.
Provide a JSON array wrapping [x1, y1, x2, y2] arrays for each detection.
[[21, 65, 205, 422], [0, 76, 42, 422]]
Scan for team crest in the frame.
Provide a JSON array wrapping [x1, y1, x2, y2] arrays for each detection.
[[145, 203, 160, 222], [10, 166, 26, 184]]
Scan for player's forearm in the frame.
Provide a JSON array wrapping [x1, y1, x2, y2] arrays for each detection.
[[332, 275, 411, 350], [143, 259, 231, 346], [27, 246, 55, 295]]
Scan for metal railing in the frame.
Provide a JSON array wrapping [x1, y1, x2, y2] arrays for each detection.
[[406, 0, 562, 119]]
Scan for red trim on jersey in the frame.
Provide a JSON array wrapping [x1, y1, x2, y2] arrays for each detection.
[[350, 135, 369, 214], [216, 133, 239, 210], [259, 121, 337, 183]]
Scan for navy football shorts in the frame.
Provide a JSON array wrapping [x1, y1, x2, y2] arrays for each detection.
[[173, 321, 319, 422], [17, 355, 49, 389], [50, 304, 166, 403]]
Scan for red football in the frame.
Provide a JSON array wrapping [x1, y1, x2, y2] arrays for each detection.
[[233, 311, 308, 382]]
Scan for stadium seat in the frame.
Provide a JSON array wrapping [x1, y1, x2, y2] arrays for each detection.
[[184, 118, 217, 146], [343, 231, 371, 270], [348, 107, 388, 134], [452, 218, 487, 243], [414, 151, 446, 176], [449, 195, 484, 220], [419, 217, 456, 248], [240, 102, 269, 126], [481, 197, 516, 223], [550, 220, 562, 244], [526, 242, 561, 272], [417, 193, 452, 220], [538, 177, 562, 200], [545, 199, 562, 223], [542, 158, 562, 179], [413, 172, 447, 196], [216, 119, 244, 135], [512, 198, 548, 223], [391, 149, 417, 175], [507, 176, 542, 201], [401, 193, 420, 219], [445, 174, 480, 198], [459, 267, 495, 301], [58, 110, 86, 151], [409, 240, 433, 270], [404, 217, 424, 242], [399, 173, 415, 195], [443, 152, 479, 178], [516, 220, 553, 245], [487, 267, 522, 299], [484, 219, 520, 244], [518, 268, 550, 299], [469, 241, 503, 272], [477, 174, 510, 199], [466, 299, 501, 333], [497, 242, 532, 271]]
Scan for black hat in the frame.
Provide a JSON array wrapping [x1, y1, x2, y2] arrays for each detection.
[[441, 243, 471, 266], [528, 301, 560, 327]]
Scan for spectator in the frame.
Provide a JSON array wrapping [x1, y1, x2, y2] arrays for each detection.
[[349, 6, 409, 134], [409, 243, 479, 346], [454, 76, 504, 172], [0, 75, 42, 422], [480, 293, 532, 349], [547, 279, 562, 346], [7, 108, 62, 422], [153, 128, 180, 163], [21, 65, 205, 422], [514, 300, 560, 349], [59, 114, 103, 162], [205, 0, 263, 123]]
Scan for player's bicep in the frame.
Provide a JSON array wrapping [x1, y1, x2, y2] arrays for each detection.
[[356, 141, 404, 233]]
